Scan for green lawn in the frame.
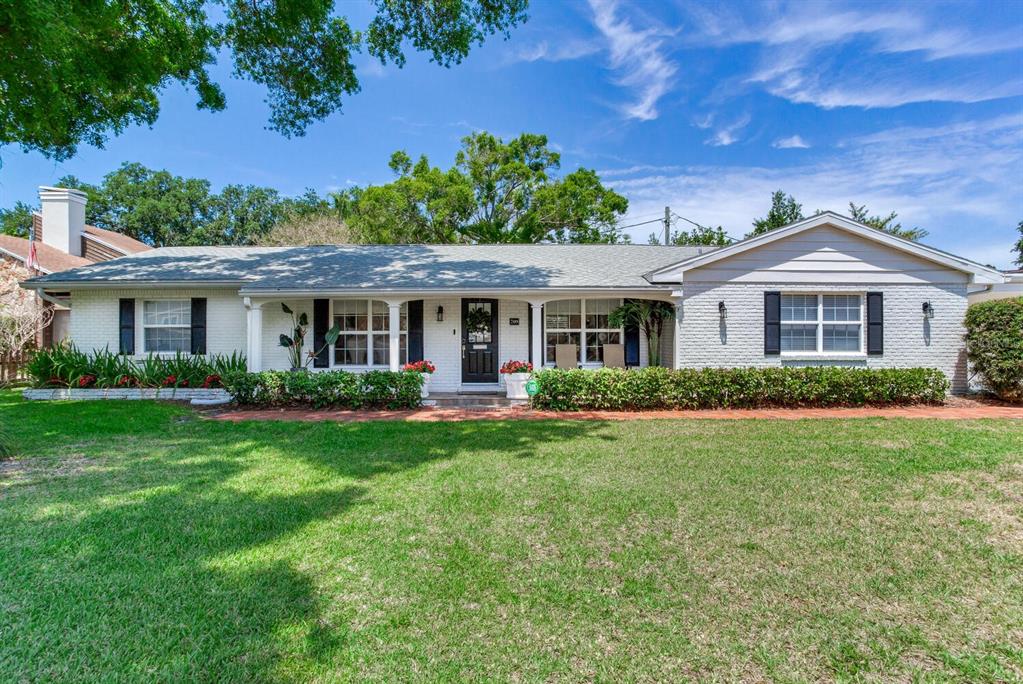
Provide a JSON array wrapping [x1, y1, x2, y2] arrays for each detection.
[[1, 392, 1021, 682]]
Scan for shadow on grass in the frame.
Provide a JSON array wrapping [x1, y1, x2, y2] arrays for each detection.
[[0, 393, 616, 680]]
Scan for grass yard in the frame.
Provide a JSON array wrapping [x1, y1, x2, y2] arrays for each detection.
[[1, 392, 1021, 682]]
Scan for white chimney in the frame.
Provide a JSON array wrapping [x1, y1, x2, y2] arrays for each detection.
[[38, 186, 87, 256]]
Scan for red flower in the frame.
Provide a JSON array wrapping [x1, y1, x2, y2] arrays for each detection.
[[77, 374, 97, 388], [162, 375, 177, 387], [116, 375, 138, 387], [500, 360, 533, 374], [402, 360, 436, 374], [202, 374, 222, 388]]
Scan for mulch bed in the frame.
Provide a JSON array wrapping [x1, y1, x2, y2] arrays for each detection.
[[207, 397, 1023, 423]]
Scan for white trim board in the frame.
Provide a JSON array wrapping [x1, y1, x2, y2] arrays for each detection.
[[646, 212, 1006, 285]]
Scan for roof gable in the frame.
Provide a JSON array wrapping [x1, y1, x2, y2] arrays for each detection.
[[646, 212, 1005, 285]]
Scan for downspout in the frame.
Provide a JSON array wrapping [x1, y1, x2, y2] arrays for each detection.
[[34, 287, 70, 308]]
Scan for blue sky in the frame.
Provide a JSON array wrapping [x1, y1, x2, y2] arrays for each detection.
[[2, 0, 1022, 266]]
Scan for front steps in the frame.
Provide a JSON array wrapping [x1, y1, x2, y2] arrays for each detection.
[[424, 392, 526, 409]]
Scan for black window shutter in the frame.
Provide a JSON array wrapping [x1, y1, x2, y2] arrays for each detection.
[[866, 291, 883, 355], [118, 298, 135, 355], [527, 304, 534, 364], [764, 291, 781, 355], [623, 298, 640, 367], [313, 299, 329, 368], [190, 298, 207, 355], [407, 300, 424, 362]]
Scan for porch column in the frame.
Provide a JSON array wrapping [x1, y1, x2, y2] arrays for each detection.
[[244, 298, 263, 372], [528, 299, 545, 368], [670, 290, 683, 371], [386, 300, 404, 371]]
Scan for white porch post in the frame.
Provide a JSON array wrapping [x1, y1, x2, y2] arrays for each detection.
[[386, 300, 403, 371], [529, 300, 545, 368], [670, 290, 683, 371], [245, 298, 263, 372]]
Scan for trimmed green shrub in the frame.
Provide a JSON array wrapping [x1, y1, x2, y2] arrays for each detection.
[[26, 345, 246, 389], [529, 366, 949, 411], [965, 297, 1023, 402], [222, 370, 422, 410]]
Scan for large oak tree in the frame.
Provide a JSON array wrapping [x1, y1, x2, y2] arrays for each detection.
[[0, 0, 528, 160], [339, 132, 630, 243]]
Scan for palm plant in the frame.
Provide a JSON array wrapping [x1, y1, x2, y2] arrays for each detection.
[[278, 303, 341, 370], [608, 300, 676, 367]]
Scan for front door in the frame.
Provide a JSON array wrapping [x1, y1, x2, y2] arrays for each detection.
[[461, 298, 499, 383]]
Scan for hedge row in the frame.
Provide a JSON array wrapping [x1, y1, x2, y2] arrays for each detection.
[[529, 366, 949, 411], [223, 370, 423, 410]]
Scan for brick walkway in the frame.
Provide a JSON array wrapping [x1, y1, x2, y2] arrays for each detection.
[[211, 401, 1023, 423]]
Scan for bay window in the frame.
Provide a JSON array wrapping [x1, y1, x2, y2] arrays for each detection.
[[545, 298, 622, 364], [780, 294, 862, 354], [143, 300, 190, 353], [333, 300, 407, 367]]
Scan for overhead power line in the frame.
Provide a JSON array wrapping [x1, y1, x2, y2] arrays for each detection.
[[616, 216, 665, 230]]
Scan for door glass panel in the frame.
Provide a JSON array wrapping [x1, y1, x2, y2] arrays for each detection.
[[466, 302, 492, 344]]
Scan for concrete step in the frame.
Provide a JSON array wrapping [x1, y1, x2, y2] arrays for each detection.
[[426, 393, 525, 409]]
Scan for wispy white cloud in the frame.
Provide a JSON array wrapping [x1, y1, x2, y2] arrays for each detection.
[[587, 0, 678, 121], [606, 114, 1023, 267], [773, 135, 810, 149], [507, 39, 601, 64], [682, 2, 1023, 109], [706, 113, 751, 146]]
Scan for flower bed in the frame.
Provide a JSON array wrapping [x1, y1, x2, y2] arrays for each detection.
[[26, 346, 246, 389], [529, 366, 949, 411], [222, 370, 422, 410]]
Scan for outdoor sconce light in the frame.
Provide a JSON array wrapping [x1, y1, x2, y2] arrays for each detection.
[[718, 301, 727, 319], [436, 305, 444, 322], [922, 301, 934, 318]]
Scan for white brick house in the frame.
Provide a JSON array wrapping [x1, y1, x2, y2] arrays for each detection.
[[23, 212, 1007, 393]]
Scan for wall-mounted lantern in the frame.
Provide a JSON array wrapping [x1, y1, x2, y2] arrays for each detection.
[[922, 301, 934, 318], [718, 301, 727, 320], [436, 305, 444, 322]]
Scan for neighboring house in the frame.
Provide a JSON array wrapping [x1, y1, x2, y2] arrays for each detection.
[[0, 187, 150, 345], [968, 269, 1023, 304], [22, 212, 1007, 393]]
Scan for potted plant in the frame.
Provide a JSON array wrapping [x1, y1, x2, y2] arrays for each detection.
[[500, 360, 533, 399], [402, 360, 436, 398], [278, 303, 340, 371], [608, 300, 676, 367]]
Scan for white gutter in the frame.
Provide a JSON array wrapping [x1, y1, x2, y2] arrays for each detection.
[[34, 287, 70, 308]]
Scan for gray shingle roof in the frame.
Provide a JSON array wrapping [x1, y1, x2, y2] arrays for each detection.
[[24, 244, 716, 292]]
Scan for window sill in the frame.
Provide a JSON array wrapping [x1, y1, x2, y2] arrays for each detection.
[[779, 353, 866, 361]]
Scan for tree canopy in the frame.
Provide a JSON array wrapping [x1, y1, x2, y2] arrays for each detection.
[[847, 203, 928, 241], [747, 191, 928, 242], [339, 132, 630, 243], [649, 222, 731, 246], [0, 134, 629, 246], [1014, 220, 1022, 268], [747, 190, 804, 238], [3, 163, 333, 247], [0, 0, 528, 160], [0, 202, 34, 238]]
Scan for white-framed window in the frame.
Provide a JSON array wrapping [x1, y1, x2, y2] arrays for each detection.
[[781, 294, 862, 354], [143, 300, 191, 353], [545, 298, 622, 364], [332, 300, 407, 367]]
